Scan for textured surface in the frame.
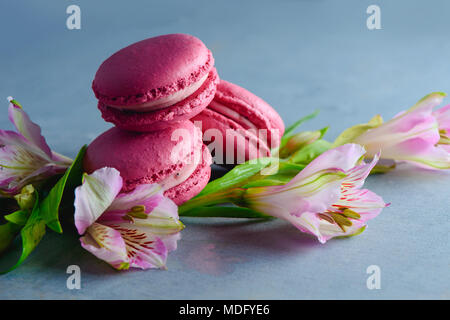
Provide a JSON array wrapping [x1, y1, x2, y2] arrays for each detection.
[[93, 33, 214, 106], [0, 0, 449, 300], [99, 68, 219, 132]]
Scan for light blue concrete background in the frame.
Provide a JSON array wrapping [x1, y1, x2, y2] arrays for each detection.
[[0, 0, 449, 299]]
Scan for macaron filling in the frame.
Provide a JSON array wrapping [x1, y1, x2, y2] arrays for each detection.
[[164, 144, 212, 205], [159, 152, 201, 190], [108, 73, 210, 112], [98, 68, 219, 132]]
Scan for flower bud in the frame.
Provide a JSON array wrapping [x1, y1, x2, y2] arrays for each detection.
[[280, 130, 321, 158], [14, 184, 36, 210]]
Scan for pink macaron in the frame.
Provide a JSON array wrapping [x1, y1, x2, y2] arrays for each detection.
[[83, 121, 212, 205], [92, 34, 219, 132], [192, 80, 285, 164]]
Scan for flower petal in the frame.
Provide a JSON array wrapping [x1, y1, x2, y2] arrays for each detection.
[[80, 222, 129, 270], [74, 167, 123, 234], [151, 196, 179, 220], [351, 93, 450, 169], [286, 211, 323, 241], [243, 145, 368, 222], [107, 195, 183, 255], [316, 217, 367, 243], [409, 92, 446, 113], [51, 151, 73, 166], [107, 183, 164, 212], [334, 187, 386, 218], [241, 144, 387, 243], [132, 197, 183, 234], [245, 169, 346, 222], [333, 115, 383, 147], [157, 233, 181, 252], [287, 208, 370, 243], [294, 144, 365, 178], [385, 136, 450, 169], [0, 129, 44, 158], [8, 101, 53, 158], [341, 153, 380, 190], [355, 113, 439, 157], [273, 172, 344, 216], [0, 143, 60, 195], [104, 222, 168, 269], [434, 104, 450, 133]]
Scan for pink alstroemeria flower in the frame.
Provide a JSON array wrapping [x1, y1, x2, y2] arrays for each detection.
[[243, 144, 387, 243], [0, 97, 72, 196], [343, 92, 450, 169], [74, 167, 184, 270]]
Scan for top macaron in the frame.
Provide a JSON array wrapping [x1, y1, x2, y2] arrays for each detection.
[[92, 33, 219, 132]]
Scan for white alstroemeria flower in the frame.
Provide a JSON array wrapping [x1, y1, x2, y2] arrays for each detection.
[[243, 144, 387, 243], [74, 167, 184, 270]]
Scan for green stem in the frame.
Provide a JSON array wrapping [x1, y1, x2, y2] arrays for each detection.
[[180, 206, 271, 219], [178, 188, 272, 219], [179, 188, 245, 214]]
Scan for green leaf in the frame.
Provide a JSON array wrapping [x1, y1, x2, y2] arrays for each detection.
[[12, 209, 45, 270], [318, 126, 329, 139], [39, 145, 87, 233], [197, 157, 274, 197], [4, 210, 29, 226], [180, 206, 271, 219], [283, 110, 320, 140], [333, 115, 383, 147], [0, 222, 22, 255], [287, 139, 332, 164], [1, 193, 46, 273]]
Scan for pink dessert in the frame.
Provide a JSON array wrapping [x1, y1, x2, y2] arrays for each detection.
[[92, 33, 219, 132], [192, 80, 285, 164], [83, 121, 212, 205]]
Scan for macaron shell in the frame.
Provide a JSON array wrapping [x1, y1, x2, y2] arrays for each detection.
[[164, 144, 212, 205], [193, 108, 271, 164], [99, 68, 219, 132], [92, 34, 214, 106], [83, 121, 203, 193], [213, 80, 285, 147]]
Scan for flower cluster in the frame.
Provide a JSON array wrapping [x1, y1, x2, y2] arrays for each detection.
[[1, 92, 449, 272]]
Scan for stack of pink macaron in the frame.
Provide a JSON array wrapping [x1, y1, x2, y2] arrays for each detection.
[[84, 33, 284, 205]]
